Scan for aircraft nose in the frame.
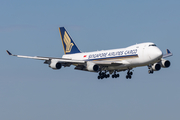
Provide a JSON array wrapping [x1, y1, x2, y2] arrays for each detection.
[[156, 49, 163, 58], [148, 47, 163, 60], [153, 48, 163, 59]]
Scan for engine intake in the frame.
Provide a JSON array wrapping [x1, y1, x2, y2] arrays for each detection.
[[161, 59, 170, 68], [49, 62, 62, 70], [86, 62, 99, 72], [152, 63, 161, 71]]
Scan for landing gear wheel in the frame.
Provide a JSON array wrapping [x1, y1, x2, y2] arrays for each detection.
[[117, 74, 119, 77], [98, 71, 108, 79], [126, 75, 132, 79], [112, 74, 120, 78], [130, 72, 133, 75], [97, 71, 120, 79], [126, 70, 133, 79], [148, 70, 153, 74]]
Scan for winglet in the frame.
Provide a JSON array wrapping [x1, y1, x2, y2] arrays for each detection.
[[166, 49, 171, 54], [6, 50, 12, 55], [163, 49, 173, 58]]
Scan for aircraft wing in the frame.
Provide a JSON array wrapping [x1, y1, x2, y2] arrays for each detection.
[[6, 50, 128, 72], [6, 50, 129, 65], [6, 50, 85, 64], [6, 50, 128, 65]]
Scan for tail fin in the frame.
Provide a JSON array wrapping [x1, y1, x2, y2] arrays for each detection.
[[59, 27, 81, 54]]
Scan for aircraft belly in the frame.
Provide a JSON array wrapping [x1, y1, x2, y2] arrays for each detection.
[[107, 65, 126, 70]]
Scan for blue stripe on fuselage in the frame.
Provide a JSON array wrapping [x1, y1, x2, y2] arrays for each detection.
[[86, 54, 138, 61]]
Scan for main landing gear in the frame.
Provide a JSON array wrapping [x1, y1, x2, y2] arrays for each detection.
[[98, 71, 110, 79], [97, 70, 134, 79], [98, 71, 120, 79], [126, 70, 133, 79], [112, 71, 120, 78]]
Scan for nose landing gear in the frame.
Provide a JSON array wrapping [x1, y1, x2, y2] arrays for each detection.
[[148, 69, 154, 74], [148, 65, 154, 74]]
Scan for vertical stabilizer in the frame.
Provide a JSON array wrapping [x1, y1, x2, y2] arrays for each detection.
[[59, 27, 81, 54]]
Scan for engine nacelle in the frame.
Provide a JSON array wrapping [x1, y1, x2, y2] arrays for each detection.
[[49, 62, 62, 70], [152, 63, 161, 71], [86, 62, 99, 72], [160, 59, 171, 68]]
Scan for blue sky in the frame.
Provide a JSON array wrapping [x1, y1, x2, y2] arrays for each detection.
[[0, 0, 179, 120]]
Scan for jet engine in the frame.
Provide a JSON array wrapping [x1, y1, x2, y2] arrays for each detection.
[[86, 62, 99, 72], [152, 63, 161, 71], [49, 62, 62, 70], [160, 59, 171, 68]]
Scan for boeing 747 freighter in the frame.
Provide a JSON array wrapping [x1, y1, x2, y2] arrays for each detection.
[[7, 27, 173, 79]]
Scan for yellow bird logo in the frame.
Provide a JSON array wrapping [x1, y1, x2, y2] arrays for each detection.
[[64, 31, 74, 53]]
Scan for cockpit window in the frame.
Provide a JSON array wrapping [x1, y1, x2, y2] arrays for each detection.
[[149, 44, 156, 46]]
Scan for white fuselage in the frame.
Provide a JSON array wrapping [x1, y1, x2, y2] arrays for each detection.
[[62, 42, 163, 71]]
